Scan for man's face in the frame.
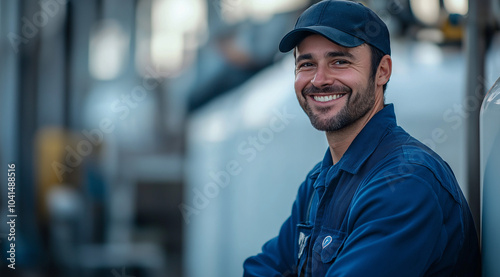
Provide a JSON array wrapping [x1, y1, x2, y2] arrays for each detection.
[[294, 34, 380, 132]]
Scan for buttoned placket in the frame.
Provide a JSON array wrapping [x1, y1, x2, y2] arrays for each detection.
[[300, 164, 343, 276]]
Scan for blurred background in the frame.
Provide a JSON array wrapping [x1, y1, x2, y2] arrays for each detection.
[[0, 0, 499, 276]]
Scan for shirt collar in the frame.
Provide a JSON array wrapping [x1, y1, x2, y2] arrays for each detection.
[[319, 104, 397, 175]]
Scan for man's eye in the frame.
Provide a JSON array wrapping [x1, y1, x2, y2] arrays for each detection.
[[298, 62, 313, 68], [334, 60, 349, 65]]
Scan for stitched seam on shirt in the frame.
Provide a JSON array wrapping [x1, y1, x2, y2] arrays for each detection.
[[404, 148, 461, 205]]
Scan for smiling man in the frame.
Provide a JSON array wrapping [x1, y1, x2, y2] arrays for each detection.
[[243, 1, 481, 276]]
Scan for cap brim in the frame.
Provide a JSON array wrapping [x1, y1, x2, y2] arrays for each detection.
[[279, 26, 364, 53]]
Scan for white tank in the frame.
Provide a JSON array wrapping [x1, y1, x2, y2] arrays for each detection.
[[480, 76, 500, 276]]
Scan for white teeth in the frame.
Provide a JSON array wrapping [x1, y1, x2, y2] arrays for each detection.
[[313, 94, 343, 102]]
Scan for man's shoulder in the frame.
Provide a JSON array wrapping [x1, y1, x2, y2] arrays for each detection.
[[306, 161, 322, 179], [296, 161, 322, 193], [372, 126, 462, 202], [383, 125, 449, 166]]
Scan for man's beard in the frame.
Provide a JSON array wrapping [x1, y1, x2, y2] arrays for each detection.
[[301, 78, 376, 132]]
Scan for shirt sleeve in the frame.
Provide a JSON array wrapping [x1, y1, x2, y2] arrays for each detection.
[[243, 166, 318, 277], [326, 163, 445, 277], [243, 216, 298, 277]]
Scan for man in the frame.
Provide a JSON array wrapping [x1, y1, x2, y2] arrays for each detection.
[[243, 1, 481, 276]]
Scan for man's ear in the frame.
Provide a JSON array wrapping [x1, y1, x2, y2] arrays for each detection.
[[376, 55, 392, 87]]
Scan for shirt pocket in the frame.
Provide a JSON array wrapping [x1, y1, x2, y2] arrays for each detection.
[[312, 227, 346, 263], [296, 223, 313, 274]]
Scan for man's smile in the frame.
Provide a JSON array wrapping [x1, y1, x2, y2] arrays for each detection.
[[310, 93, 346, 103], [302, 84, 351, 106]]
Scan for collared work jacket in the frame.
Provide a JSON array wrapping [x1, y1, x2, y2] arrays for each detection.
[[244, 104, 481, 276]]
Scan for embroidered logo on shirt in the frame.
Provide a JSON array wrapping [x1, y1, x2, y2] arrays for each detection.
[[322, 236, 332, 248], [298, 232, 309, 259]]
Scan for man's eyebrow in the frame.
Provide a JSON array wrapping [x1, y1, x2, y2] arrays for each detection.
[[326, 51, 354, 59], [295, 53, 313, 64], [295, 51, 354, 64]]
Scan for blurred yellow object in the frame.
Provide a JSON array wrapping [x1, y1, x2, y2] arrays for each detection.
[[441, 15, 464, 42], [35, 127, 81, 221]]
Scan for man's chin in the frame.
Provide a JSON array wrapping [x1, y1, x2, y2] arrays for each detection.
[[309, 118, 339, 132]]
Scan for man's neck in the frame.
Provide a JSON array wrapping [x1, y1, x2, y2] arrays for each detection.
[[326, 102, 384, 164]]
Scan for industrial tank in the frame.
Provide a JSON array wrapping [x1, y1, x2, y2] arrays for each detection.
[[480, 76, 500, 276]]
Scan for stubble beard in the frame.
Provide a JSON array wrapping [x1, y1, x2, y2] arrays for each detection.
[[301, 78, 376, 132]]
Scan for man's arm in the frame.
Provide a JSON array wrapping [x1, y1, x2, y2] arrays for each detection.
[[243, 216, 298, 277], [243, 165, 318, 277], [326, 163, 446, 276]]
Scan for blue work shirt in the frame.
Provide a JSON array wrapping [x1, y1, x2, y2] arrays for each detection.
[[243, 104, 481, 276]]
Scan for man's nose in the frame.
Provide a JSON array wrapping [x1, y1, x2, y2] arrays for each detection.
[[311, 66, 334, 88]]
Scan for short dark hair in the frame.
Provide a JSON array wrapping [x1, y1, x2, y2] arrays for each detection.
[[369, 45, 389, 93]]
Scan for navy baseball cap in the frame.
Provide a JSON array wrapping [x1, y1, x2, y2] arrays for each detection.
[[279, 0, 390, 55]]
